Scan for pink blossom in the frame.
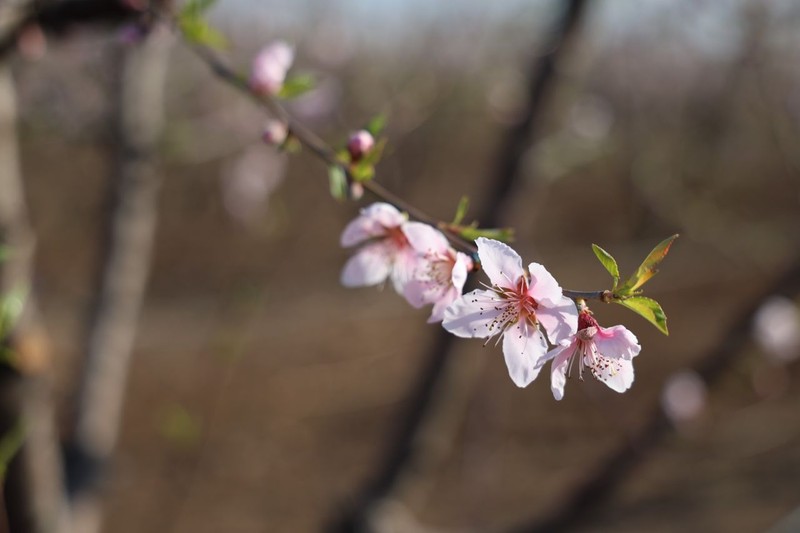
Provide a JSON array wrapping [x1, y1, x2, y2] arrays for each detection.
[[402, 224, 472, 323], [261, 119, 288, 146], [347, 130, 375, 161], [250, 41, 294, 95], [340, 203, 425, 293], [442, 238, 578, 388], [546, 309, 641, 400]]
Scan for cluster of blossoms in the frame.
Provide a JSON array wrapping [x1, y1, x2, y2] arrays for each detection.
[[341, 203, 642, 399]]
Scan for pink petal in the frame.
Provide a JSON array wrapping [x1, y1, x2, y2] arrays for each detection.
[[547, 342, 576, 401], [340, 202, 403, 247], [340, 243, 391, 287], [527, 262, 562, 306], [595, 325, 641, 360], [390, 247, 421, 294], [537, 296, 578, 345], [476, 237, 524, 290], [442, 289, 505, 338], [427, 287, 460, 324], [502, 320, 548, 388], [402, 222, 449, 255], [451, 252, 470, 292], [591, 355, 634, 393]]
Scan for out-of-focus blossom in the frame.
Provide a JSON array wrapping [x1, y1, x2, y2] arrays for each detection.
[[546, 308, 640, 400], [261, 119, 288, 146], [661, 370, 707, 423], [221, 146, 286, 227], [442, 238, 577, 388], [16, 24, 47, 60], [250, 41, 294, 95], [753, 296, 800, 364], [347, 130, 375, 161], [402, 224, 471, 323], [340, 202, 425, 293]]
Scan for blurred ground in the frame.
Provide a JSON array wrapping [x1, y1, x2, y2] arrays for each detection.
[[9, 0, 800, 531]]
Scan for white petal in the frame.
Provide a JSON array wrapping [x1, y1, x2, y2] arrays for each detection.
[[402, 222, 449, 255], [451, 252, 470, 292], [340, 202, 403, 247], [340, 243, 391, 287], [590, 355, 634, 393], [442, 289, 505, 339], [476, 238, 524, 290], [537, 296, 578, 345], [502, 321, 548, 388], [527, 262, 563, 306], [427, 287, 460, 324], [595, 325, 641, 360], [547, 342, 575, 401]]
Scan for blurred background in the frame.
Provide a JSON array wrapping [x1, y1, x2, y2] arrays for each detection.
[[2, 0, 800, 531]]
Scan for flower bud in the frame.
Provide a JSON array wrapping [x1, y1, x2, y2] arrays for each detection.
[[250, 41, 294, 95], [261, 120, 289, 146], [347, 129, 374, 161], [349, 182, 364, 200]]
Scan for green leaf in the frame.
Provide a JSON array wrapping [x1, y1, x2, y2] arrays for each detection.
[[591, 243, 620, 288], [0, 420, 25, 481], [452, 196, 470, 225], [180, 0, 219, 18], [458, 226, 515, 243], [328, 165, 348, 201], [360, 138, 387, 167], [365, 113, 388, 137], [617, 234, 679, 295], [350, 161, 375, 182], [616, 296, 669, 335], [0, 286, 27, 338], [179, 16, 227, 49], [277, 74, 316, 100]]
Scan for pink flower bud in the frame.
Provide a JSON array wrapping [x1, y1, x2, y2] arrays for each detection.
[[347, 130, 375, 161], [349, 182, 364, 200], [250, 41, 295, 95], [261, 120, 288, 146]]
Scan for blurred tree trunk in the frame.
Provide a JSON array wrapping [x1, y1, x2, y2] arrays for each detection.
[[0, 62, 65, 533], [65, 26, 171, 533]]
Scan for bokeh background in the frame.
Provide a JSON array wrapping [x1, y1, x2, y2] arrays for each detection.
[[4, 0, 800, 531]]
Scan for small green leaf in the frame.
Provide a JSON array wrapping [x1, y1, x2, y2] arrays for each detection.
[[179, 17, 227, 49], [618, 234, 679, 295], [458, 226, 515, 243], [0, 420, 25, 481], [328, 165, 348, 201], [180, 0, 219, 17], [277, 74, 316, 100], [453, 196, 470, 225], [616, 296, 669, 335], [365, 113, 388, 137], [0, 286, 27, 338], [350, 161, 375, 182], [360, 138, 387, 167], [591, 243, 620, 288]]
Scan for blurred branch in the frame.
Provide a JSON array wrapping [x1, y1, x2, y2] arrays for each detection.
[[0, 61, 64, 533], [64, 26, 171, 533], [505, 253, 800, 533], [0, 0, 140, 57], [330, 1, 590, 531]]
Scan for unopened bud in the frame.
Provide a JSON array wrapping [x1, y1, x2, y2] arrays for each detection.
[[349, 182, 364, 200], [347, 130, 374, 161], [250, 41, 295, 95], [261, 120, 289, 146]]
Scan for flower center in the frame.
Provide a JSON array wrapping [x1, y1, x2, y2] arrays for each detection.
[[385, 225, 409, 248]]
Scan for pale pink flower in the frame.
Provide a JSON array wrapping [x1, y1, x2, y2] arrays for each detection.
[[442, 238, 578, 388], [340, 203, 425, 293], [546, 309, 641, 400], [402, 224, 472, 323], [250, 41, 294, 95]]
